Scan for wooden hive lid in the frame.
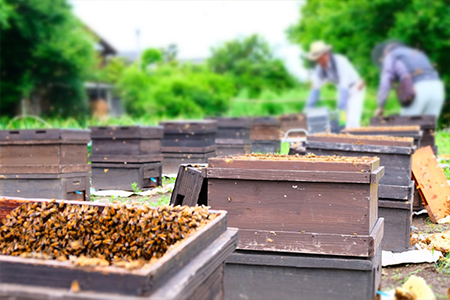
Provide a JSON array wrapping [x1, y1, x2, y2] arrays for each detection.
[[90, 126, 164, 139], [207, 117, 253, 129], [308, 133, 414, 147], [159, 120, 217, 134], [342, 125, 421, 133], [0, 129, 90, 144]]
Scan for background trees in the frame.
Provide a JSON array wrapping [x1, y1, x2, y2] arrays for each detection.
[[287, 0, 450, 124], [0, 0, 96, 117]]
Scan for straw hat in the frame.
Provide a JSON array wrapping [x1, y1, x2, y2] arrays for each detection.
[[307, 41, 332, 61]]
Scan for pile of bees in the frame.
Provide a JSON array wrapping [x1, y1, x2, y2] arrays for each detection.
[[0, 200, 215, 268]]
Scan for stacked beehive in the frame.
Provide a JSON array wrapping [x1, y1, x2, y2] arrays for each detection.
[[90, 126, 163, 191], [370, 115, 437, 153], [250, 117, 281, 153], [0, 197, 238, 299], [210, 117, 252, 156], [306, 133, 416, 252], [159, 120, 217, 174], [205, 154, 384, 300], [0, 129, 91, 200]]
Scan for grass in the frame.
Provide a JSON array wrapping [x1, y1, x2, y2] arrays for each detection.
[[435, 253, 450, 275]]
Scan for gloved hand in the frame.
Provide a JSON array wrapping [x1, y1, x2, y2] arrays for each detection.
[[374, 107, 384, 117]]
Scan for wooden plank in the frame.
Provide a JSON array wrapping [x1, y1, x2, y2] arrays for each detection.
[[308, 134, 414, 147], [306, 140, 414, 155], [91, 139, 161, 156], [208, 155, 380, 172], [206, 167, 381, 183], [411, 146, 450, 222], [160, 120, 217, 134], [161, 145, 217, 153], [0, 129, 90, 142], [370, 115, 436, 130], [208, 179, 378, 235], [379, 181, 414, 200], [0, 164, 91, 174], [89, 154, 163, 163], [90, 126, 163, 139], [161, 133, 216, 148], [236, 218, 383, 257]]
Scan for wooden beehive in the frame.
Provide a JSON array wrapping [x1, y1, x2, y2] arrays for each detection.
[[370, 115, 437, 152], [342, 126, 422, 148], [160, 121, 217, 174], [250, 117, 281, 153], [0, 197, 238, 299], [306, 133, 416, 200], [0, 129, 91, 201], [277, 114, 307, 138], [206, 154, 385, 257], [89, 126, 163, 163], [209, 117, 252, 157], [225, 247, 382, 300]]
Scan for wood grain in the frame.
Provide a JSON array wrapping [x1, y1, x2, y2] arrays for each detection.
[[411, 146, 450, 222]]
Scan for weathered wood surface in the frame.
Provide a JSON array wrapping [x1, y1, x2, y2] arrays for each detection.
[[160, 120, 217, 134], [342, 127, 422, 148], [224, 247, 382, 300], [162, 151, 216, 174], [90, 140, 161, 161], [91, 162, 162, 190], [208, 178, 379, 236], [370, 115, 436, 129], [0, 129, 90, 142], [251, 140, 280, 154], [413, 187, 425, 211], [250, 117, 281, 141], [170, 164, 208, 207], [208, 156, 380, 172], [305, 141, 413, 187], [161, 133, 216, 148], [207, 167, 384, 183], [378, 195, 413, 252], [90, 154, 163, 164], [412, 146, 450, 222], [90, 126, 164, 139], [308, 134, 414, 147], [0, 173, 90, 201], [209, 117, 252, 143], [216, 144, 251, 157], [0, 197, 236, 299], [278, 114, 307, 138], [378, 181, 414, 200], [161, 145, 217, 153], [235, 218, 383, 257]]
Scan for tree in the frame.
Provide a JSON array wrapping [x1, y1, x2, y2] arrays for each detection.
[[141, 48, 163, 70], [287, 0, 450, 125], [0, 0, 96, 117], [208, 34, 298, 98]]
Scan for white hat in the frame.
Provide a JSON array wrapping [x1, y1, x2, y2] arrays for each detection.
[[307, 41, 332, 61]]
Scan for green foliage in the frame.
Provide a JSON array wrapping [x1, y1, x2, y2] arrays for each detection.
[[130, 182, 142, 194], [436, 131, 450, 155], [0, 0, 96, 117], [0, 0, 12, 29], [118, 63, 235, 119], [208, 34, 298, 98], [287, 0, 450, 125], [141, 48, 163, 69]]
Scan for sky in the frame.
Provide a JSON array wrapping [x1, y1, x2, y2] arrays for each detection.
[[70, 0, 308, 80]]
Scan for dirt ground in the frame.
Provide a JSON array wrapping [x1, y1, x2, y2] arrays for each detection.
[[381, 213, 450, 299]]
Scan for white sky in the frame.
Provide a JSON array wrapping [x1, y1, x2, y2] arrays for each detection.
[[70, 0, 308, 80]]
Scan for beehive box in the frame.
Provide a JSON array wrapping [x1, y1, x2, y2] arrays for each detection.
[[91, 162, 162, 191], [0, 197, 238, 300], [0, 129, 90, 174], [306, 108, 331, 134], [342, 126, 422, 148], [250, 117, 281, 153], [160, 121, 217, 174], [0, 129, 91, 201], [277, 114, 307, 138], [224, 247, 381, 300], [89, 126, 163, 163], [379, 192, 413, 252], [207, 154, 385, 257], [305, 133, 415, 200], [370, 115, 437, 152], [210, 117, 252, 157], [170, 164, 208, 207]]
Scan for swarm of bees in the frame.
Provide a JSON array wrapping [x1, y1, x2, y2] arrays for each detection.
[[0, 200, 215, 269]]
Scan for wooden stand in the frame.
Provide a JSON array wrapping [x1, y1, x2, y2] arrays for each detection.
[[206, 155, 384, 257], [0, 129, 91, 201], [224, 247, 382, 300], [170, 164, 208, 207], [91, 162, 162, 191], [0, 197, 238, 300]]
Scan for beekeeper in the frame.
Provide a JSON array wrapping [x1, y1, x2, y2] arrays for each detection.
[[305, 41, 366, 128], [374, 41, 445, 118]]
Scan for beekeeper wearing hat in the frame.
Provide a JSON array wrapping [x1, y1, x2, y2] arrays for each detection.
[[305, 41, 366, 128]]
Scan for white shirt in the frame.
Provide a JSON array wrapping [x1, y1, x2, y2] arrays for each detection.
[[311, 54, 361, 90]]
